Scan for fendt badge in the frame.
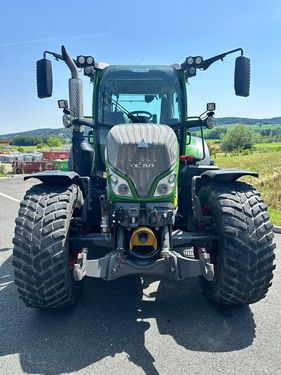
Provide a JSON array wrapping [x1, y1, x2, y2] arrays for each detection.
[[138, 138, 149, 148], [133, 138, 153, 167], [130, 162, 155, 168]]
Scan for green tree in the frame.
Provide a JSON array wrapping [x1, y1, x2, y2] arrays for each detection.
[[47, 136, 62, 148], [221, 125, 257, 153], [202, 126, 228, 140]]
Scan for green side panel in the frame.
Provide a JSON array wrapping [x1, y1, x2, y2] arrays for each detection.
[[185, 136, 202, 158], [53, 160, 68, 171], [185, 136, 211, 165]]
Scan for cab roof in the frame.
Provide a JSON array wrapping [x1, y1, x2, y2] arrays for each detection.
[[100, 65, 178, 80]]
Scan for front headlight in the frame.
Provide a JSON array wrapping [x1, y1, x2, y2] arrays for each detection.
[[154, 172, 177, 197], [109, 170, 132, 197]]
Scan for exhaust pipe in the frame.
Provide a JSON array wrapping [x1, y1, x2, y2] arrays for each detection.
[[61, 46, 84, 125], [61, 45, 86, 174]]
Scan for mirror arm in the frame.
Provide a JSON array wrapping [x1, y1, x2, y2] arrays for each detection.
[[185, 118, 205, 129], [202, 48, 244, 70], [43, 46, 78, 79], [72, 117, 95, 128], [43, 50, 63, 61]]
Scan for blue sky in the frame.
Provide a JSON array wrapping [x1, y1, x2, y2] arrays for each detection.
[[0, 0, 280, 134]]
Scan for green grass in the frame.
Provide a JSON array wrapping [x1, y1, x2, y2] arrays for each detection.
[[268, 208, 281, 227], [0, 145, 72, 153], [215, 151, 281, 226], [0, 146, 49, 153], [206, 141, 281, 151], [205, 139, 220, 144], [254, 142, 281, 152], [10, 145, 49, 152]]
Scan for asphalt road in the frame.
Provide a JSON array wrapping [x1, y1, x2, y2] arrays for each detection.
[[0, 175, 280, 375]]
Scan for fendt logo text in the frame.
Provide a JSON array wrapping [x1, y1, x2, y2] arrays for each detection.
[[130, 162, 155, 168]]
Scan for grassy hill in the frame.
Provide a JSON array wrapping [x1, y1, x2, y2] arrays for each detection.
[[0, 128, 71, 141], [216, 116, 281, 126]]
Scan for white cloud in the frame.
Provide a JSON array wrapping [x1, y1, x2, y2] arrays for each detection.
[[0, 33, 108, 48]]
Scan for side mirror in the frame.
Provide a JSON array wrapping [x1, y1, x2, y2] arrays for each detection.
[[36, 58, 53, 98], [234, 56, 250, 97]]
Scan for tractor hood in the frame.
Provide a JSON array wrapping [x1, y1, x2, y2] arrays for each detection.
[[106, 124, 178, 197]]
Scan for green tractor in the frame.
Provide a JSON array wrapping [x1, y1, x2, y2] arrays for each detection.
[[12, 46, 275, 309]]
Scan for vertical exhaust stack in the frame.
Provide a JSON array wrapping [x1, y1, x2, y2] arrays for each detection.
[[61, 45, 84, 132], [61, 45, 95, 176], [69, 79, 84, 118]]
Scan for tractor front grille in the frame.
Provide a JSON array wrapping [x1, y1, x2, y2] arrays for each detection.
[[107, 124, 178, 197]]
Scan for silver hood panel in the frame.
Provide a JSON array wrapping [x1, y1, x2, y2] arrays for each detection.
[[107, 124, 178, 197]]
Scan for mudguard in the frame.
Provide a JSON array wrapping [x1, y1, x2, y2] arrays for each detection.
[[201, 169, 258, 182], [24, 170, 80, 184]]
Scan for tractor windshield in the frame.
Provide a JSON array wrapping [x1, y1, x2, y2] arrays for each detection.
[[96, 65, 183, 126]]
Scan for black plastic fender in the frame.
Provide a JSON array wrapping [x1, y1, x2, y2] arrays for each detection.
[[201, 169, 258, 182], [24, 171, 91, 222], [191, 169, 258, 222], [24, 170, 80, 184], [24, 170, 89, 196]]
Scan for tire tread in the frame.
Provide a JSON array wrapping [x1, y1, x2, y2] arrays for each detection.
[[12, 183, 82, 308], [199, 181, 276, 305]]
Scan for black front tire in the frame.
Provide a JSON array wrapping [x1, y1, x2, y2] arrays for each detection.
[[12, 183, 84, 309], [198, 181, 276, 305]]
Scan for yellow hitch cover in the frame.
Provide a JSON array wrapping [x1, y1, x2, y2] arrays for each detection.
[[129, 227, 157, 250]]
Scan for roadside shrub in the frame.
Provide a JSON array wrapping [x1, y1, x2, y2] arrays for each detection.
[[221, 125, 257, 153], [47, 136, 62, 147], [0, 164, 6, 176]]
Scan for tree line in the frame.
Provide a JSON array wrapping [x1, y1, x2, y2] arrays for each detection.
[[197, 124, 281, 142], [10, 135, 64, 147]]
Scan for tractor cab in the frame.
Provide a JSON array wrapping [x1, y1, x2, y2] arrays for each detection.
[[94, 64, 185, 169], [96, 65, 183, 126]]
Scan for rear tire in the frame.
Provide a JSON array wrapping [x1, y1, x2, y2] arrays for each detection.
[[12, 183, 84, 309], [198, 181, 275, 305]]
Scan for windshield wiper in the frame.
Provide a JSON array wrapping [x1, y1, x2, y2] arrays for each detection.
[[102, 93, 142, 123]]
